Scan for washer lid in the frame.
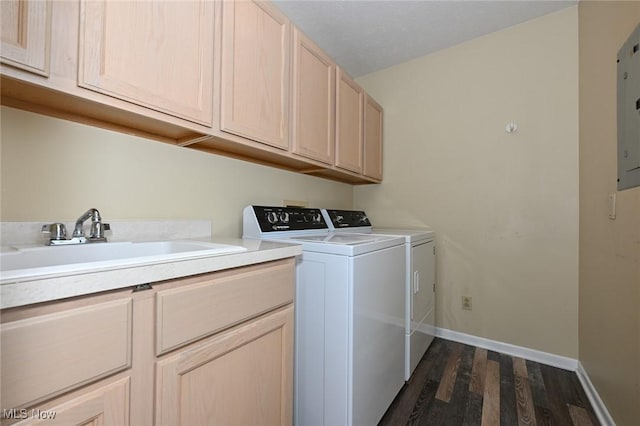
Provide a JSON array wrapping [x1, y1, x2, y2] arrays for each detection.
[[291, 233, 394, 245], [282, 232, 404, 256]]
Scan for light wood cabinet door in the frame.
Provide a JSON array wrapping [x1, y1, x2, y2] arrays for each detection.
[[0, 0, 51, 76], [156, 258, 294, 355], [291, 28, 335, 164], [7, 378, 130, 426], [364, 94, 383, 180], [78, 0, 215, 126], [1, 299, 132, 411], [335, 67, 364, 173], [156, 305, 294, 426], [221, 0, 290, 150]]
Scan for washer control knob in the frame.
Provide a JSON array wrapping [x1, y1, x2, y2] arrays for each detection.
[[266, 212, 278, 224], [280, 212, 290, 223], [336, 215, 344, 224], [312, 213, 321, 223]]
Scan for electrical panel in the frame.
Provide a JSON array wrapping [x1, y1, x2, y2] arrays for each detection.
[[617, 23, 640, 190]]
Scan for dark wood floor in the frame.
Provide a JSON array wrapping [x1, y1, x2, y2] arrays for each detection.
[[379, 338, 599, 426]]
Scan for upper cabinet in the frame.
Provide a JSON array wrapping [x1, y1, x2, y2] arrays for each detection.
[[290, 28, 335, 165], [220, 0, 290, 150], [1, 0, 382, 184], [364, 94, 383, 180], [335, 67, 364, 174], [0, 0, 51, 76], [78, 0, 215, 126]]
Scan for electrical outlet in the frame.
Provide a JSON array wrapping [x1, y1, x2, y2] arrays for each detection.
[[462, 296, 472, 311]]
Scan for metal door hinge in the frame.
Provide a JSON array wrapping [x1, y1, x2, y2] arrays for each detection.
[[132, 283, 153, 292]]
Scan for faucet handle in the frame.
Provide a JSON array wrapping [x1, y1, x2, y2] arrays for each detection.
[[42, 223, 67, 240], [89, 222, 110, 240]]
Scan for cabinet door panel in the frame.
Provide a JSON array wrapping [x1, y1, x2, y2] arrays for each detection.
[[156, 259, 294, 355], [221, 0, 289, 149], [364, 94, 383, 180], [14, 378, 130, 426], [335, 68, 364, 173], [156, 306, 293, 426], [0, 0, 51, 76], [1, 299, 132, 410], [291, 29, 335, 164], [78, 0, 214, 126]]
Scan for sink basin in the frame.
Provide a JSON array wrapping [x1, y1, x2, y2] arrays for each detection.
[[0, 240, 247, 282]]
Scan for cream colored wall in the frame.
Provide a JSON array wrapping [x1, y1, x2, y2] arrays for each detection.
[[0, 107, 353, 237], [578, 2, 640, 425], [355, 8, 579, 357]]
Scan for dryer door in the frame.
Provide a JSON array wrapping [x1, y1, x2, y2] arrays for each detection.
[[407, 240, 436, 379], [411, 240, 435, 329]]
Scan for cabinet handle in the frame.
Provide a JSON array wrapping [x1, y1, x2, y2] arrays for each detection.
[[416, 271, 420, 293]]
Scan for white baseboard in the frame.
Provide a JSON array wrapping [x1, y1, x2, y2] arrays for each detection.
[[435, 327, 615, 425], [576, 362, 616, 426], [435, 327, 578, 370]]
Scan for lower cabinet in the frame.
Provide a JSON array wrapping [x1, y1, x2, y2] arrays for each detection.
[[8, 378, 131, 426], [156, 305, 293, 426], [1, 298, 132, 412], [0, 258, 295, 426]]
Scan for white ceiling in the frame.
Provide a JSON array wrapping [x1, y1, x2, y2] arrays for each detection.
[[272, 0, 577, 77]]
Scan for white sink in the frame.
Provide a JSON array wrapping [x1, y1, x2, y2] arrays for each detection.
[[0, 240, 247, 282]]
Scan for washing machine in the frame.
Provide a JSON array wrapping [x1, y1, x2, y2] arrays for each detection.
[[321, 209, 436, 381], [243, 205, 406, 426]]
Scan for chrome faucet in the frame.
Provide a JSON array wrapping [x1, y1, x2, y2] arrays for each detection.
[[42, 208, 111, 245], [73, 208, 108, 240]]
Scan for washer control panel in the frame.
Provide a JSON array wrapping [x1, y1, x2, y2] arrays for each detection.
[[252, 206, 328, 232], [323, 209, 371, 228]]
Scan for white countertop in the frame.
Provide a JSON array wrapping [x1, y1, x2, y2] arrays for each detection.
[[0, 238, 301, 310]]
